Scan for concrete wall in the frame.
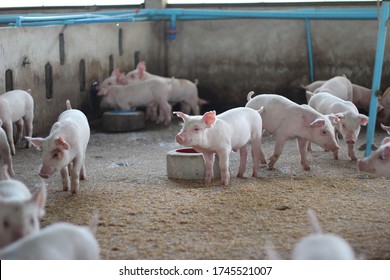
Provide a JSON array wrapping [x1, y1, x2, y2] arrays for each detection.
[[1, 2, 389, 134]]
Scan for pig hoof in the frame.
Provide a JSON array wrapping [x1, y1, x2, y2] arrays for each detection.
[[350, 157, 357, 161], [63, 186, 69, 191]]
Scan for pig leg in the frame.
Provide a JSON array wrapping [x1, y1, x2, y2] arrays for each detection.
[[180, 102, 192, 115], [23, 115, 33, 149], [60, 166, 71, 192], [80, 154, 87, 180], [217, 150, 231, 185], [268, 135, 288, 170], [70, 157, 83, 194], [15, 119, 24, 145], [202, 152, 215, 183], [157, 100, 172, 126], [3, 120, 15, 155], [237, 145, 248, 178], [297, 137, 310, 170], [347, 143, 357, 161], [307, 142, 312, 152], [250, 141, 262, 177], [2, 148, 15, 178]]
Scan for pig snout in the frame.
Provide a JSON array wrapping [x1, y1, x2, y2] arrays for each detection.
[[39, 173, 49, 179], [357, 159, 373, 173], [346, 139, 355, 145], [175, 134, 186, 145]]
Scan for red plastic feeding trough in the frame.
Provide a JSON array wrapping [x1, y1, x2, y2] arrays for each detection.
[[166, 148, 221, 180]]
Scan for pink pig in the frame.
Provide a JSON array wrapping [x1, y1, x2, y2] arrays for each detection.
[[26, 100, 90, 194], [246, 92, 339, 170], [313, 75, 353, 101], [98, 78, 172, 126], [0, 89, 34, 155], [126, 61, 206, 115], [357, 124, 390, 177], [307, 91, 368, 160], [174, 107, 266, 185], [0, 120, 15, 178]]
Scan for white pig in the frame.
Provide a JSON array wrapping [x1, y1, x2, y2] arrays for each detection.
[[0, 89, 34, 155], [98, 78, 172, 126], [307, 91, 368, 160], [174, 107, 266, 185], [313, 75, 353, 101], [0, 120, 14, 178], [246, 92, 339, 170], [25, 100, 90, 194], [292, 209, 355, 260], [126, 61, 206, 115], [357, 125, 390, 177], [0, 176, 46, 248], [0, 221, 99, 260]]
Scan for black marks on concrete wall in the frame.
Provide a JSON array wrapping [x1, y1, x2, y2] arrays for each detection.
[[118, 28, 123, 56], [5, 69, 13, 92], [134, 51, 141, 68], [45, 63, 53, 99], [59, 33, 65, 65], [109, 54, 114, 75], [79, 59, 86, 92]]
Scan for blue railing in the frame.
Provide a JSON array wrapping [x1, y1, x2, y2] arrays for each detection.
[[1, 4, 389, 156]]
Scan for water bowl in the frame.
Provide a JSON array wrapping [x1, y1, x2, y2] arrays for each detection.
[[102, 110, 145, 132]]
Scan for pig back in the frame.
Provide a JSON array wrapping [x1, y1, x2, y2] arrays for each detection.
[[313, 76, 352, 101], [55, 109, 90, 146], [0, 90, 34, 122], [0, 180, 31, 201]]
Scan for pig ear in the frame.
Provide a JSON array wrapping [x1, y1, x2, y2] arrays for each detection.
[[117, 73, 127, 85], [309, 118, 325, 128], [327, 114, 340, 124], [32, 186, 47, 218], [202, 111, 217, 128], [173, 111, 189, 121], [25, 137, 44, 151], [381, 123, 390, 135], [382, 137, 390, 145], [111, 68, 120, 77], [381, 145, 390, 159], [359, 114, 369, 126], [137, 62, 146, 79], [55, 137, 70, 150], [335, 112, 345, 119]]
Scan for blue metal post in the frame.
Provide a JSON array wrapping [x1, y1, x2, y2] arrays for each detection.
[[365, 1, 390, 156], [305, 19, 315, 83]]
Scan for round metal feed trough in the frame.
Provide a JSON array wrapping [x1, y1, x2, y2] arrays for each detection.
[[102, 110, 145, 132], [166, 148, 221, 180]]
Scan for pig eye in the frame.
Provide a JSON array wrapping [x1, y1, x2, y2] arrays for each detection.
[[52, 152, 59, 159], [379, 154, 386, 161], [322, 130, 327, 135]]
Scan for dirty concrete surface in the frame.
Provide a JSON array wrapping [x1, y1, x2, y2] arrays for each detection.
[[12, 118, 390, 260]]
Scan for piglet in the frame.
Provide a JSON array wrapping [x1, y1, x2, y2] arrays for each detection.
[[0, 89, 34, 155], [357, 124, 390, 177], [307, 91, 368, 160], [292, 209, 355, 260], [26, 100, 90, 194], [0, 173, 46, 248], [174, 107, 266, 185], [0, 218, 99, 260], [0, 120, 15, 178], [98, 78, 172, 126], [246, 92, 339, 170], [313, 75, 353, 101]]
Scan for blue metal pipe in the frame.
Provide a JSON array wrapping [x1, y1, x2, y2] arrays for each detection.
[[305, 19, 315, 83], [365, 1, 390, 157]]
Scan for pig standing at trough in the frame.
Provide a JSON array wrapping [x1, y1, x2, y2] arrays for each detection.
[[0, 120, 15, 178], [307, 91, 368, 161], [357, 124, 390, 177], [174, 107, 266, 185], [98, 77, 172, 126], [246, 92, 339, 170], [126, 61, 205, 115], [26, 100, 90, 194], [0, 170, 46, 248], [0, 89, 34, 155], [292, 209, 355, 260], [0, 219, 100, 260]]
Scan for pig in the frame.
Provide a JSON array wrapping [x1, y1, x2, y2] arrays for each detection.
[[126, 61, 206, 115], [0, 174, 46, 248], [246, 92, 339, 170], [292, 209, 355, 260], [0, 89, 34, 155], [377, 86, 390, 125], [0, 120, 15, 178], [174, 107, 266, 185], [98, 78, 172, 126], [0, 219, 100, 260], [357, 124, 390, 177], [307, 91, 369, 160], [25, 100, 90, 194], [313, 75, 353, 101]]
